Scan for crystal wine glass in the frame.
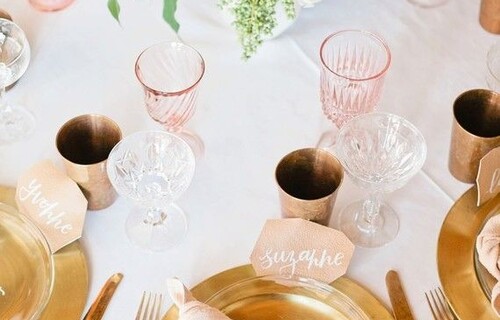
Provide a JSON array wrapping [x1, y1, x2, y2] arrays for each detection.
[[318, 30, 391, 149], [0, 18, 34, 144], [335, 112, 426, 248], [107, 131, 195, 251], [135, 42, 205, 157]]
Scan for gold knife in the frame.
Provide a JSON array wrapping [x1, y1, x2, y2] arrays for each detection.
[[82, 273, 123, 320], [385, 270, 415, 320]]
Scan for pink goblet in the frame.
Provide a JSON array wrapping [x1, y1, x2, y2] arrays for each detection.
[[135, 42, 206, 157], [29, 0, 75, 11], [317, 30, 391, 149]]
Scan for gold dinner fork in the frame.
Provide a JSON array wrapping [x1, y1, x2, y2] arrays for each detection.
[[135, 292, 163, 320], [425, 288, 455, 320]]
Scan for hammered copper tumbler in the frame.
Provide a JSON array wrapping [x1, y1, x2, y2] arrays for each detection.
[[480, 0, 500, 34], [56, 114, 122, 210], [275, 148, 344, 226], [448, 89, 500, 183]]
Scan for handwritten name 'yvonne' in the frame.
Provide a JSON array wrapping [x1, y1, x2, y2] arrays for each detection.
[[18, 179, 73, 234], [259, 248, 344, 277]]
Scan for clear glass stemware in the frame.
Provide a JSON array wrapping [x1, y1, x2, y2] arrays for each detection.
[[0, 18, 34, 144], [107, 131, 195, 251], [135, 42, 205, 158], [317, 30, 391, 149], [335, 112, 427, 248]]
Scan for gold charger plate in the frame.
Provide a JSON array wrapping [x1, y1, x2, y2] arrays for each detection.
[[163, 264, 393, 320], [437, 186, 500, 319], [0, 186, 89, 319]]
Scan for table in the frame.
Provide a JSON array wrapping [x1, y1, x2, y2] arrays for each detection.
[[1, 0, 497, 318]]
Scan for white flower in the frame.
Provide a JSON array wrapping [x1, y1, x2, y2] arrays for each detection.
[[297, 0, 322, 8]]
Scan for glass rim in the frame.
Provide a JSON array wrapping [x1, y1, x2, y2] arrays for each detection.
[[0, 18, 29, 70], [336, 112, 427, 184], [135, 41, 206, 97], [487, 42, 500, 84], [319, 30, 392, 82]]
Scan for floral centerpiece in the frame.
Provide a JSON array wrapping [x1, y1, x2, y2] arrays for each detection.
[[107, 0, 321, 59]]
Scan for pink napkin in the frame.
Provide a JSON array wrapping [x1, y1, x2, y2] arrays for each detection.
[[476, 214, 500, 316], [166, 279, 232, 320]]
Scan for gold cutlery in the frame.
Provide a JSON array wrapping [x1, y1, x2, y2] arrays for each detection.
[[385, 270, 415, 320], [135, 292, 163, 320], [82, 273, 123, 320], [425, 288, 455, 320]]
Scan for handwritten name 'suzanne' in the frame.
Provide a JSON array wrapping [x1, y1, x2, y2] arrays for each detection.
[[18, 179, 73, 234], [259, 248, 345, 276]]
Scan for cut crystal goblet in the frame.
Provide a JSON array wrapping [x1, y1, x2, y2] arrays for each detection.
[[317, 30, 391, 149], [0, 18, 35, 144], [107, 131, 195, 251], [335, 112, 427, 248]]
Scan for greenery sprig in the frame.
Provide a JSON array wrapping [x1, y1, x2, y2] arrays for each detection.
[[219, 0, 296, 59], [107, 0, 180, 32]]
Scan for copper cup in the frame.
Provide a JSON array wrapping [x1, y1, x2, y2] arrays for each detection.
[[448, 89, 500, 183], [480, 0, 500, 34], [275, 148, 344, 226], [56, 114, 122, 210]]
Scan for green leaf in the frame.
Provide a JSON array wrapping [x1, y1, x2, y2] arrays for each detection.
[[107, 0, 121, 23], [163, 0, 180, 33]]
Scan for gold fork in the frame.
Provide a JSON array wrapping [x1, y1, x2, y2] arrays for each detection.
[[425, 288, 455, 320], [135, 292, 163, 320]]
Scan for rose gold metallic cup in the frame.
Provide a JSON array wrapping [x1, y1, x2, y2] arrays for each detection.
[[56, 114, 122, 210], [448, 89, 500, 183], [275, 148, 344, 226], [480, 0, 500, 34]]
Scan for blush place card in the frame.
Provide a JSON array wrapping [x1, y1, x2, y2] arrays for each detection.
[[477, 147, 500, 206], [250, 218, 354, 283], [15, 160, 87, 253]]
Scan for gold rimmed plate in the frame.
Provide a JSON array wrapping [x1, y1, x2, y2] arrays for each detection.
[[0, 186, 89, 319], [163, 264, 393, 320], [437, 186, 500, 319]]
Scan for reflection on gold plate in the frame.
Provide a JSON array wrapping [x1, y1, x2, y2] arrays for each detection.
[[0, 186, 89, 319], [163, 264, 393, 320], [437, 186, 500, 319]]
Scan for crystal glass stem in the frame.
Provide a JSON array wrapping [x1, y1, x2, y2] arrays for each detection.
[[146, 207, 167, 225], [359, 192, 383, 233]]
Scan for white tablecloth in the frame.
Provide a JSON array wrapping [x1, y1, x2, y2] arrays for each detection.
[[0, 0, 497, 318]]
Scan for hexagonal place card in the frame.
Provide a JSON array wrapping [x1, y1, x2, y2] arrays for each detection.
[[250, 219, 354, 283], [15, 160, 87, 253], [477, 147, 500, 206]]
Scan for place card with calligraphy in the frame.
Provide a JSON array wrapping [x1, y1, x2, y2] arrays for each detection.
[[477, 147, 500, 206], [250, 218, 354, 283], [15, 160, 87, 253]]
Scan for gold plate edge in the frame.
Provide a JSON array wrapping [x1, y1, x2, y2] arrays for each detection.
[[437, 186, 500, 319], [163, 264, 393, 320]]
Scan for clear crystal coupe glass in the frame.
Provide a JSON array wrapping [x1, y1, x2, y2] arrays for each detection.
[[318, 30, 391, 149], [107, 131, 195, 251], [135, 42, 205, 157], [335, 113, 426, 248], [0, 19, 34, 144]]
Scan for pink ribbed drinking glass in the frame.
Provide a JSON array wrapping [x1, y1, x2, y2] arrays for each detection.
[[317, 30, 391, 148], [29, 0, 75, 11], [135, 42, 205, 157]]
